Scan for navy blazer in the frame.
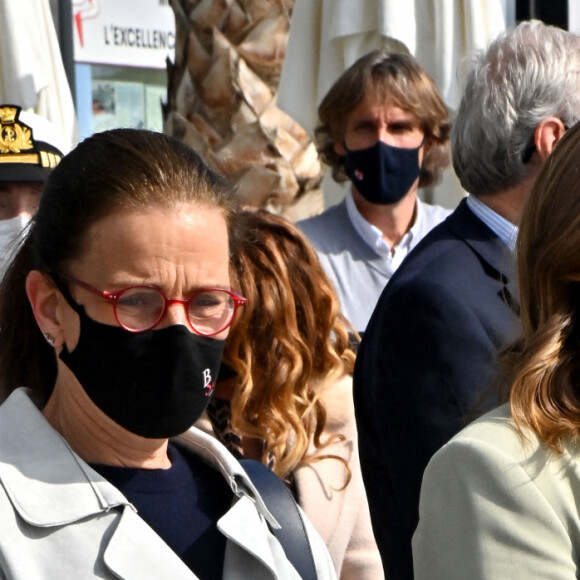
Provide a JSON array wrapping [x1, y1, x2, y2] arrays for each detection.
[[353, 199, 521, 580]]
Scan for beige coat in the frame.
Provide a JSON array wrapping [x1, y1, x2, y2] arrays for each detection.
[[294, 375, 384, 580], [413, 403, 580, 579]]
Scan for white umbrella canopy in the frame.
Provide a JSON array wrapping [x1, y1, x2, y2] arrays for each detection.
[[277, 0, 506, 209], [570, 2, 580, 32], [0, 0, 78, 153], [279, 0, 506, 137]]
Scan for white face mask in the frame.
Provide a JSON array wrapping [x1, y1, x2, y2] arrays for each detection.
[[0, 214, 30, 278]]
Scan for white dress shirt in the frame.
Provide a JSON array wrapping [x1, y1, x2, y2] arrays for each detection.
[[465, 194, 519, 251]]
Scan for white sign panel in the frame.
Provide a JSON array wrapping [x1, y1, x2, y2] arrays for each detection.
[[570, 0, 580, 33], [73, 0, 175, 69]]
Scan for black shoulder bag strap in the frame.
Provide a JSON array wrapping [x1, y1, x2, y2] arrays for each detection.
[[240, 459, 317, 580]]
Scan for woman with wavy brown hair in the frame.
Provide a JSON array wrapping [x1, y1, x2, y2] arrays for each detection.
[[412, 121, 580, 579], [198, 208, 383, 579]]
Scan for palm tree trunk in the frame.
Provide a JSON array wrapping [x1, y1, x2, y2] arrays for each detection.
[[164, 0, 323, 220]]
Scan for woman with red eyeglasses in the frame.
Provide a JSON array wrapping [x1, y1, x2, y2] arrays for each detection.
[[0, 129, 336, 579]]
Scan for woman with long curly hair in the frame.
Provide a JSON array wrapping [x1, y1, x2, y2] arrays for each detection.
[[198, 209, 383, 579], [413, 121, 580, 578]]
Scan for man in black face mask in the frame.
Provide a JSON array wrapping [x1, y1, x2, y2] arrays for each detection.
[[298, 50, 452, 336]]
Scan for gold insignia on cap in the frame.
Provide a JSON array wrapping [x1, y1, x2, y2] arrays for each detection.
[[0, 107, 17, 124], [0, 106, 34, 154], [40, 151, 61, 168]]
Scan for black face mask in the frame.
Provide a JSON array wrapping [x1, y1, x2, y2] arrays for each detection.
[[58, 301, 225, 439], [345, 139, 423, 205], [216, 361, 238, 382]]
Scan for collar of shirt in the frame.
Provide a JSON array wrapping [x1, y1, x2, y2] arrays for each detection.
[[465, 194, 519, 252], [345, 189, 422, 259]]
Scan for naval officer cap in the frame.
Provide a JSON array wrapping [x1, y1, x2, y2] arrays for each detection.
[[0, 105, 66, 183]]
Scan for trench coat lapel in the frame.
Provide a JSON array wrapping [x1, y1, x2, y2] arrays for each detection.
[[102, 428, 284, 580], [218, 495, 281, 577], [103, 505, 198, 580], [103, 488, 282, 580], [0, 388, 129, 525]]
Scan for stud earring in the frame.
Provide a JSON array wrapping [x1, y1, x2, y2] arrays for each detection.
[[43, 332, 55, 347]]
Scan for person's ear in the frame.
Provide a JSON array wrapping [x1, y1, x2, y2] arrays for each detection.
[[534, 117, 567, 161], [334, 139, 347, 157], [26, 270, 64, 349]]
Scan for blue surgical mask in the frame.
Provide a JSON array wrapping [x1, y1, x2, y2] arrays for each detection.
[[345, 139, 423, 205]]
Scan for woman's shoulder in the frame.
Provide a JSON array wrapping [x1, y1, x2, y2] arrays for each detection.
[[426, 403, 579, 493], [448, 404, 523, 447], [434, 404, 542, 465], [415, 408, 580, 579], [176, 426, 338, 578], [318, 373, 355, 431]]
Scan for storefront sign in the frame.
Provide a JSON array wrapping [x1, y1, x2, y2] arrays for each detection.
[[73, 0, 175, 69], [570, 0, 580, 34]]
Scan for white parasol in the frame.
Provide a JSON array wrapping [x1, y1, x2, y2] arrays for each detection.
[[0, 0, 78, 153], [277, 0, 506, 208]]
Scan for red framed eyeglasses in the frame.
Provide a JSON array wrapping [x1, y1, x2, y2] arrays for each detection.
[[54, 272, 247, 335]]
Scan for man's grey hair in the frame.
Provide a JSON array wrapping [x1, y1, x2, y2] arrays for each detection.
[[452, 20, 580, 196]]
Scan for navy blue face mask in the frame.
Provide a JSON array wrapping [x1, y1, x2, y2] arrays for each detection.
[[344, 139, 424, 205], [57, 292, 225, 439]]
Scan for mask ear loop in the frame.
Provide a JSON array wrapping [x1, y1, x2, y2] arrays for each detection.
[[342, 139, 351, 155], [48, 272, 86, 316], [418, 135, 427, 172]]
